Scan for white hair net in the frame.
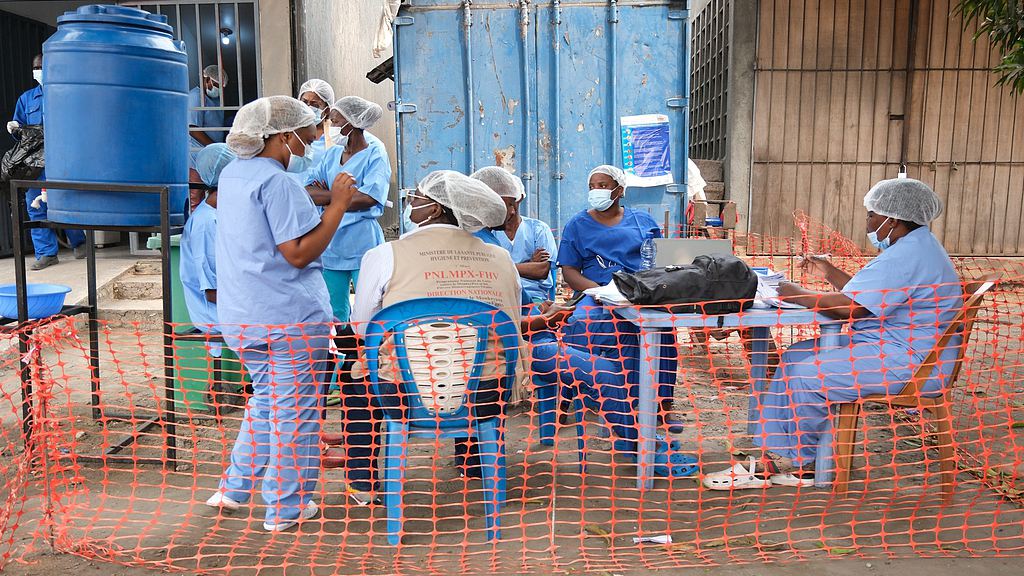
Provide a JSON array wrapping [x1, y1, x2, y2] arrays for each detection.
[[863, 178, 943, 226], [470, 166, 525, 201], [226, 96, 318, 160], [202, 65, 227, 86], [298, 78, 335, 108], [195, 143, 236, 188], [418, 170, 508, 233], [331, 95, 384, 130], [589, 164, 627, 189]]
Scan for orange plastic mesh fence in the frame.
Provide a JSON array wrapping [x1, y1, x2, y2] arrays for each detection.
[[1, 246, 1023, 574]]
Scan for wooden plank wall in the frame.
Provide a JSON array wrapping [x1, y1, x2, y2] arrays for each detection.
[[749, 0, 1023, 255], [907, 0, 1024, 255]]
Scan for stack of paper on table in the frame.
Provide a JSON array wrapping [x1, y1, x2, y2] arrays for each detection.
[[583, 282, 631, 305], [755, 268, 805, 309]]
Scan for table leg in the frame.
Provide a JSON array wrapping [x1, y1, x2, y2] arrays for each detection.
[[819, 323, 842, 349], [747, 326, 771, 437], [637, 328, 658, 490]]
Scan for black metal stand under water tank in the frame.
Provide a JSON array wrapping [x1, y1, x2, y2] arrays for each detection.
[[6, 178, 179, 468]]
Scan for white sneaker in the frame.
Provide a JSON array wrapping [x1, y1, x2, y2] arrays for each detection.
[[770, 472, 816, 487], [702, 456, 773, 491], [205, 491, 241, 512], [263, 500, 319, 532]]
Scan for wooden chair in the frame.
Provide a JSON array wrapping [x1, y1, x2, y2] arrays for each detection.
[[832, 274, 1001, 503]]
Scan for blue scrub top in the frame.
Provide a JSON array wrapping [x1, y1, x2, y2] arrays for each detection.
[[13, 85, 43, 127], [180, 201, 219, 331], [474, 228, 507, 248], [216, 157, 332, 349], [188, 86, 224, 167], [304, 132, 391, 270], [557, 207, 661, 286], [842, 226, 961, 359], [188, 86, 225, 142], [12, 86, 44, 192], [500, 216, 557, 302]]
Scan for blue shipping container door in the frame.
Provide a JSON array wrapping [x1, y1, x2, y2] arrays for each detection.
[[393, 0, 690, 234]]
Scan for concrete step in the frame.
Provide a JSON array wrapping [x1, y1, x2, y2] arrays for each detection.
[[112, 276, 163, 300], [97, 298, 163, 330], [133, 259, 162, 276], [692, 158, 724, 183]]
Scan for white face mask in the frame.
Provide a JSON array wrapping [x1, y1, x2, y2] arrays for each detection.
[[32, 69, 43, 85], [588, 188, 615, 212], [328, 126, 346, 145]]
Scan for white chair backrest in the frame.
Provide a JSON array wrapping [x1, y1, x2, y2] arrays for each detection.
[[403, 321, 479, 415]]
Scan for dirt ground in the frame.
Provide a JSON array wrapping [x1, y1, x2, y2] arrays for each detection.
[[0, 291, 1023, 575], [3, 551, 1022, 576]]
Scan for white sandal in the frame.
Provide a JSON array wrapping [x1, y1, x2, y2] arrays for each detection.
[[769, 472, 816, 487], [702, 456, 773, 490]]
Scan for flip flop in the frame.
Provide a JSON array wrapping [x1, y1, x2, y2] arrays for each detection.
[[614, 437, 699, 478], [324, 389, 342, 407]]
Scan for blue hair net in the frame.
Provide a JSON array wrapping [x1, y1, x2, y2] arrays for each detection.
[[195, 143, 236, 188]]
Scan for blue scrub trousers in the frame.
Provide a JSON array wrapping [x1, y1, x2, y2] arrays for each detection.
[[752, 335, 956, 467], [530, 297, 678, 452], [323, 269, 359, 322], [26, 187, 85, 260], [219, 327, 331, 524]]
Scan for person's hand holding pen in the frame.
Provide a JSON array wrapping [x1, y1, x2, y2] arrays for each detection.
[[796, 253, 853, 291], [796, 253, 834, 279]]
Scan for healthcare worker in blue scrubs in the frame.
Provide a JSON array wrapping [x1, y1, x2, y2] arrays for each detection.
[[180, 144, 235, 347], [471, 167, 558, 305], [289, 78, 336, 182], [188, 65, 228, 166], [303, 95, 391, 408], [304, 96, 391, 324], [555, 165, 684, 434], [7, 54, 85, 270], [703, 178, 961, 490], [204, 96, 358, 532]]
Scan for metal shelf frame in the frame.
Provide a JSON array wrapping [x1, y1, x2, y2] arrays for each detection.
[[7, 178, 181, 466]]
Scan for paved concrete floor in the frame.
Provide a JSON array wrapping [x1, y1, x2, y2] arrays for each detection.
[[1, 243, 142, 307]]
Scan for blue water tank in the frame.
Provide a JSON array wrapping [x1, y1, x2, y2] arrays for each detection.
[[43, 4, 188, 227]]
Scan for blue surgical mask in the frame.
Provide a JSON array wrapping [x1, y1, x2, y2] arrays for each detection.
[[867, 217, 892, 250], [402, 199, 436, 233], [588, 188, 614, 212], [284, 132, 311, 173]]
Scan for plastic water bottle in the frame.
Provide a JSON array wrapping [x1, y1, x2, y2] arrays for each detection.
[[639, 231, 657, 270]]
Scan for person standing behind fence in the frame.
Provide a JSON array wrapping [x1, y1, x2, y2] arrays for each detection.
[[304, 96, 390, 325], [180, 143, 234, 348], [289, 78, 336, 180], [188, 65, 228, 165], [8, 54, 86, 270], [204, 96, 358, 532]]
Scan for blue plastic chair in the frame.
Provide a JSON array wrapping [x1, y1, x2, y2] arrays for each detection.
[[364, 297, 519, 545]]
